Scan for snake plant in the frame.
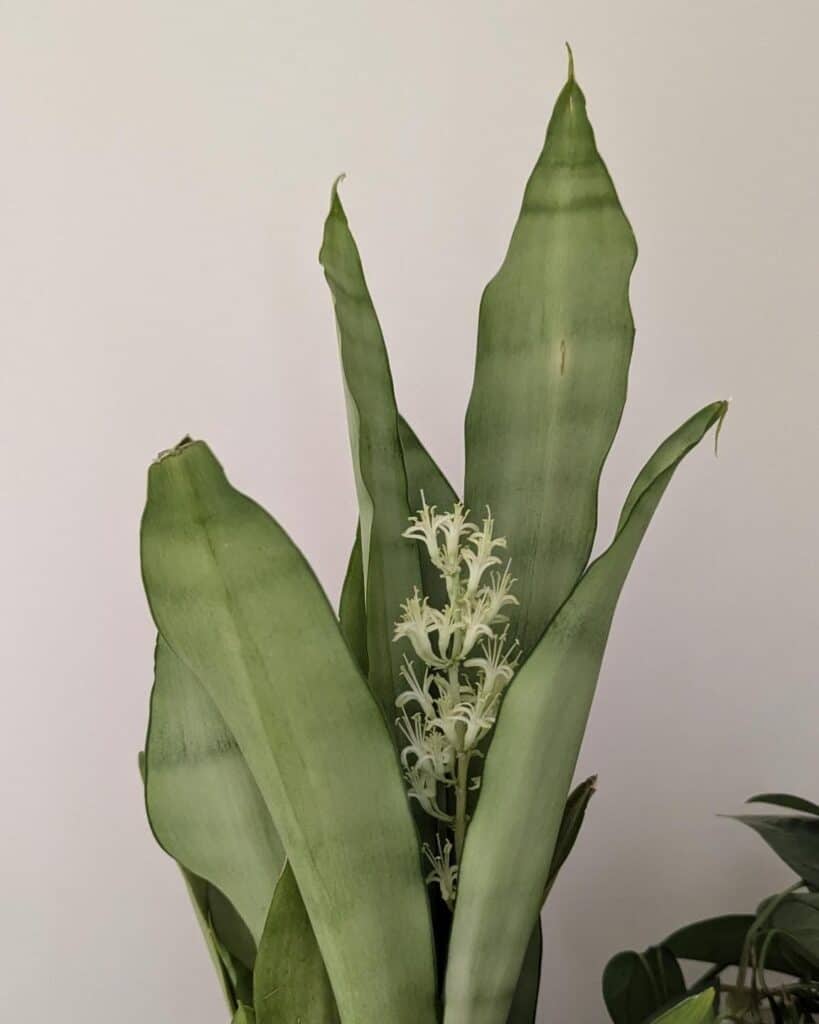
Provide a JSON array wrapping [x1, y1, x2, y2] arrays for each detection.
[[140, 52, 728, 1024]]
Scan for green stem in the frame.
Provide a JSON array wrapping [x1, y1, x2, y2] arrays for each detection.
[[454, 752, 470, 863]]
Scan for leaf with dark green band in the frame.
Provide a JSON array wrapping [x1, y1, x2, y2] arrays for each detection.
[[144, 637, 284, 948], [320, 182, 423, 723], [140, 440, 437, 1024], [254, 862, 339, 1024], [232, 1007, 256, 1024], [444, 401, 726, 1024], [464, 59, 638, 653]]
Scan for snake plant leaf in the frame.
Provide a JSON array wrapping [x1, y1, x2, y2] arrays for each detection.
[[544, 774, 597, 899], [506, 777, 597, 1024], [602, 947, 686, 1024], [233, 1007, 256, 1024], [444, 401, 726, 1024], [464, 58, 638, 654], [339, 420, 457, 673], [180, 862, 240, 1012], [319, 181, 423, 722], [730, 814, 819, 888], [254, 861, 339, 1024], [505, 921, 542, 1024], [139, 751, 242, 1011], [144, 636, 284, 947], [339, 525, 368, 674], [747, 794, 819, 817], [140, 439, 437, 1024], [398, 416, 458, 609], [651, 991, 716, 1024]]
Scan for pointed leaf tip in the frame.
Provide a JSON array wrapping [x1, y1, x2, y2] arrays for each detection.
[[565, 42, 575, 81]]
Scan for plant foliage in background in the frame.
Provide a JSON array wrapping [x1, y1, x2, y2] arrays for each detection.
[[602, 794, 819, 1023], [139, 51, 727, 1024]]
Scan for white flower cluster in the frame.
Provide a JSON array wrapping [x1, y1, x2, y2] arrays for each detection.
[[393, 499, 520, 905]]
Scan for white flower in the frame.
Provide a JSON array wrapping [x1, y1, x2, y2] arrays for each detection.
[[423, 835, 459, 907], [393, 498, 520, 905]]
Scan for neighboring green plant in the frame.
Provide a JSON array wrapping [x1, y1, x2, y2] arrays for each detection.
[[603, 794, 819, 1024], [140, 52, 727, 1024]]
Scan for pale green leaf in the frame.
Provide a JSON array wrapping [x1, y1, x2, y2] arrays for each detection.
[[320, 183, 423, 721], [444, 402, 726, 1024], [254, 862, 339, 1024], [464, 60, 637, 653], [145, 637, 283, 946], [140, 440, 437, 1024]]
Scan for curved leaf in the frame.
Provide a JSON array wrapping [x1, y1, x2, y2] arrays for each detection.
[[320, 182, 423, 722], [464, 59, 638, 653], [145, 637, 284, 945], [665, 915, 755, 968], [747, 794, 819, 817], [731, 815, 819, 888], [444, 401, 726, 1024], [254, 862, 338, 1024], [140, 440, 437, 1024], [602, 947, 685, 1024]]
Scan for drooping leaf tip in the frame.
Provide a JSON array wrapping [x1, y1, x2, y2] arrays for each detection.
[[713, 399, 730, 456]]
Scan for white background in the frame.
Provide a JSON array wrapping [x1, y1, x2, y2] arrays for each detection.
[[2, 2, 817, 1021]]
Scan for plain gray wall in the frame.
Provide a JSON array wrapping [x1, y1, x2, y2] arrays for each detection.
[[2, 2, 817, 1021]]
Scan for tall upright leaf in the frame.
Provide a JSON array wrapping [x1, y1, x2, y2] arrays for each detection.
[[398, 416, 458, 609], [338, 420, 457, 672], [141, 440, 437, 1024], [253, 862, 339, 1024], [320, 182, 422, 720], [464, 57, 638, 652], [444, 402, 726, 1024], [144, 637, 284, 945]]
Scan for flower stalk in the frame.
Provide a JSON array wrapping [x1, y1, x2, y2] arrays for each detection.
[[393, 499, 519, 905]]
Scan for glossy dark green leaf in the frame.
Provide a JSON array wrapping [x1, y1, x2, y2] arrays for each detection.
[[144, 637, 283, 946], [140, 440, 437, 1024], [747, 795, 819, 817], [464, 58, 638, 653], [444, 402, 726, 1024], [731, 815, 819, 888], [254, 862, 339, 1024], [651, 991, 715, 1024], [320, 182, 423, 722], [603, 947, 685, 1024], [768, 894, 819, 973], [665, 915, 754, 968], [505, 920, 542, 1024], [666, 912, 807, 978]]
